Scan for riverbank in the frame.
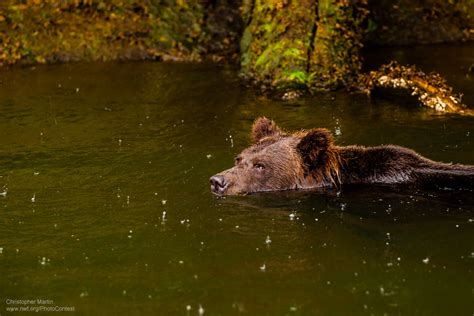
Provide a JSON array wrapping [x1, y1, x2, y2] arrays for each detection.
[[0, 1, 242, 66], [0, 1, 473, 68]]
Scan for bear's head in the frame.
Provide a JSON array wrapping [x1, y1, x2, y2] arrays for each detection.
[[209, 117, 341, 195]]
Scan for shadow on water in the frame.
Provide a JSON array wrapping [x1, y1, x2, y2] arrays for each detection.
[[0, 45, 473, 315]]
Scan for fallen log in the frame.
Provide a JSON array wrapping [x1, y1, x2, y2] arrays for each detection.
[[361, 61, 473, 115]]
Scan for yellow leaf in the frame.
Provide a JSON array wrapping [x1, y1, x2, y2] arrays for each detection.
[[35, 56, 46, 63]]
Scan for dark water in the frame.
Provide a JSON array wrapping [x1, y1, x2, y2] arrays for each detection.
[[0, 44, 473, 315]]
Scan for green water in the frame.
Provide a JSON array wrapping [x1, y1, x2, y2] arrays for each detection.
[[0, 45, 473, 315]]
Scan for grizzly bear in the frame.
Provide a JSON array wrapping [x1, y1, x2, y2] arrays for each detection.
[[210, 117, 474, 195]]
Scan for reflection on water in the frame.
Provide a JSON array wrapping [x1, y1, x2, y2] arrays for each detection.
[[0, 45, 473, 315]]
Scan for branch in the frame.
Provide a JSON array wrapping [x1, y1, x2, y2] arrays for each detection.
[[361, 61, 473, 115]]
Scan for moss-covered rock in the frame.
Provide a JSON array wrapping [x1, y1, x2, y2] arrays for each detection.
[[240, 0, 367, 92], [309, 0, 368, 89], [240, 0, 316, 90]]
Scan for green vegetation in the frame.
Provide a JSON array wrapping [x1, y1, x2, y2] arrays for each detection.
[[0, 0, 240, 66]]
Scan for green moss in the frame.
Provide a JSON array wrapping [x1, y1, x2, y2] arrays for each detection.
[[239, 0, 316, 89], [309, 0, 368, 89]]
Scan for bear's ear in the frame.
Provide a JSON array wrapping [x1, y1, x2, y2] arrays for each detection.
[[251, 117, 282, 142], [297, 128, 333, 170]]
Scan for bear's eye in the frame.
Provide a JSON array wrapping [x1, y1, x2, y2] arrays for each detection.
[[253, 162, 265, 171], [234, 156, 242, 165]]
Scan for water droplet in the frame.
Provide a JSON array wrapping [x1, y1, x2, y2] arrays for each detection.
[[31, 194, 36, 203], [259, 263, 266, 271], [198, 305, 204, 315], [265, 236, 272, 245], [161, 200, 167, 205], [39, 257, 50, 266], [422, 257, 430, 264]]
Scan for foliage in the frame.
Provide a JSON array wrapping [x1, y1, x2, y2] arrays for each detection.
[[0, 0, 242, 66], [366, 0, 474, 45]]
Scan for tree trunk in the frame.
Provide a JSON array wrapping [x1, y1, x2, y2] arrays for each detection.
[[240, 0, 316, 89], [309, 0, 368, 88], [240, 0, 367, 91]]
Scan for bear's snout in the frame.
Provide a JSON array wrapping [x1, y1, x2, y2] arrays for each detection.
[[210, 175, 228, 195]]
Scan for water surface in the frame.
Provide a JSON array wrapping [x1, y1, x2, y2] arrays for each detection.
[[0, 45, 473, 315]]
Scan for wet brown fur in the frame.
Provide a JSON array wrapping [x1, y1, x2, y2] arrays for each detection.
[[211, 117, 474, 195]]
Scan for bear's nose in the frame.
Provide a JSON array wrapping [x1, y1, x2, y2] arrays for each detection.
[[210, 175, 227, 194]]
